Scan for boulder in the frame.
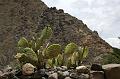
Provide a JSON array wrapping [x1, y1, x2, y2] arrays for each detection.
[[90, 71, 104, 79], [61, 66, 68, 71], [78, 74, 89, 79], [76, 66, 89, 74], [57, 71, 65, 79], [91, 64, 102, 71], [70, 73, 78, 79], [63, 71, 69, 77], [48, 73, 58, 79], [64, 77, 72, 79], [102, 64, 120, 79], [22, 63, 35, 75]]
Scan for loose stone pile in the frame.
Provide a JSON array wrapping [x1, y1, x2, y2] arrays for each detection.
[[0, 63, 120, 79]]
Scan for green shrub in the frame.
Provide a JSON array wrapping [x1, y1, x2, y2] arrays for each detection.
[[103, 47, 120, 64]]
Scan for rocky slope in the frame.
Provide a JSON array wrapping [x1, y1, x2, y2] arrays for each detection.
[[0, 0, 112, 68]]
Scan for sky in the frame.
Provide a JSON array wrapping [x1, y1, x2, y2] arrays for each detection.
[[42, 0, 120, 48]]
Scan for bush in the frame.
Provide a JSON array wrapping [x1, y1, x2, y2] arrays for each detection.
[[103, 47, 120, 64]]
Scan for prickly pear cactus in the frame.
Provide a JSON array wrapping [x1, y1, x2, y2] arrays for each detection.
[[46, 59, 53, 68], [18, 37, 28, 47], [71, 52, 78, 65], [66, 57, 72, 68], [40, 26, 52, 40], [15, 47, 38, 66], [56, 54, 63, 66], [77, 46, 89, 65], [82, 47, 89, 58], [64, 43, 78, 56], [15, 26, 89, 69], [44, 44, 61, 59], [36, 26, 53, 49]]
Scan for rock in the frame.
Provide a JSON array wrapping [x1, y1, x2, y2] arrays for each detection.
[[0, 71, 3, 76], [22, 63, 35, 75], [48, 73, 58, 79], [56, 66, 67, 71], [64, 77, 72, 79], [70, 73, 78, 79], [0, 71, 18, 79], [79, 74, 89, 79], [76, 66, 89, 74], [39, 69, 48, 77], [48, 71, 55, 75], [102, 64, 120, 79], [32, 72, 42, 79], [57, 71, 65, 79], [91, 64, 102, 71], [63, 71, 69, 77], [7, 73, 19, 79], [42, 77, 46, 79], [61, 66, 67, 71], [3, 65, 12, 72], [58, 9, 64, 13], [18, 75, 33, 79], [90, 71, 104, 79], [15, 69, 22, 77], [32, 69, 48, 79], [56, 67, 63, 71]]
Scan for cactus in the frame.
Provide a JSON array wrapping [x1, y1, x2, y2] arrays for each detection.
[[46, 59, 53, 68], [36, 26, 52, 50], [44, 44, 61, 59], [18, 37, 28, 47], [15, 26, 61, 69], [64, 43, 78, 56], [15, 26, 88, 69], [71, 52, 78, 65], [76, 46, 89, 65], [64, 43, 89, 67], [66, 57, 72, 68], [56, 54, 63, 66], [40, 26, 52, 40]]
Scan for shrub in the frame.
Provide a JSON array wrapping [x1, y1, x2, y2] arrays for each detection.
[[103, 47, 120, 64]]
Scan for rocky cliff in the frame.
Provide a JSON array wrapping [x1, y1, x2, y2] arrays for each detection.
[[0, 0, 112, 67]]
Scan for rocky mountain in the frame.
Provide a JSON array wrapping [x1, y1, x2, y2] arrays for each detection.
[[0, 0, 113, 68]]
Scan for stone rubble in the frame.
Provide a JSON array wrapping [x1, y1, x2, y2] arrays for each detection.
[[0, 64, 120, 79]]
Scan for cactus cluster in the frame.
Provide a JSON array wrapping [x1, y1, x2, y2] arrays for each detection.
[[64, 43, 89, 68], [15, 26, 88, 69]]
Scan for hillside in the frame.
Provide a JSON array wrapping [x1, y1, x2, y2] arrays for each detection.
[[0, 0, 113, 67]]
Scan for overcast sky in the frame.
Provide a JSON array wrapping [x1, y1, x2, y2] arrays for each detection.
[[42, 0, 120, 48]]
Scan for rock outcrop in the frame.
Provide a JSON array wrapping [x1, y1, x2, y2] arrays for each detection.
[[0, 0, 112, 67]]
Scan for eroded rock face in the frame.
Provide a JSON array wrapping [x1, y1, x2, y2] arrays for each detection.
[[0, 0, 112, 67]]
